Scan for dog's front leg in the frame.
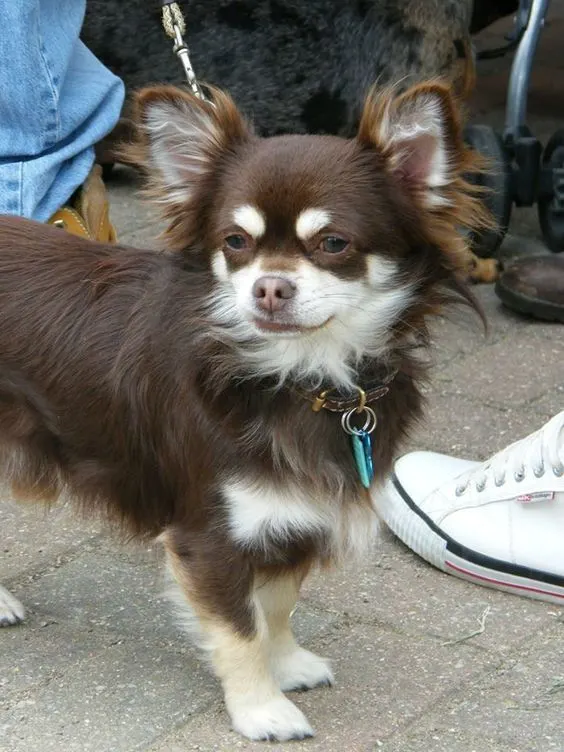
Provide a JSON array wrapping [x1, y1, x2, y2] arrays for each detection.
[[255, 569, 334, 692], [161, 530, 314, 742]]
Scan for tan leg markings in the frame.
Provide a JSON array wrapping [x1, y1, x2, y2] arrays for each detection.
[[255, 570, 334, 692]]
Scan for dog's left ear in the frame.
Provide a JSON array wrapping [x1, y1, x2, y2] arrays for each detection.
[[125, 85, 252, 208], [358, 82, 463, 208]]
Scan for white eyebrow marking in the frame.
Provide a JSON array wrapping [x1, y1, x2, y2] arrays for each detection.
[[295, 208, 332, 240], [232, 205, 266, 239]]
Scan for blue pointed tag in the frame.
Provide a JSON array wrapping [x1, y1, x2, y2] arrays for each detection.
[[351, 430, 374, 488]]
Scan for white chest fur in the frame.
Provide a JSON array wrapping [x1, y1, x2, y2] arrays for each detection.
[[222, 478, 380, 562]]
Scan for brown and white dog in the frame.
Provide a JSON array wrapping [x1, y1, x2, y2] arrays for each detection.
[[0, 81, 487, 741]]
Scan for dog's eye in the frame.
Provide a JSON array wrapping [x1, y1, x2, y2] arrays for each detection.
[[321, 236, 349, 254], [225, 234, 249, 251]]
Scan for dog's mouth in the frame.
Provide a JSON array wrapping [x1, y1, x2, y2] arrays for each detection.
[[252, 317, 333, 335]]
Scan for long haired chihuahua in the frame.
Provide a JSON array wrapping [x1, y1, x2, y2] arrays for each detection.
[[0, 81, 486, 741]]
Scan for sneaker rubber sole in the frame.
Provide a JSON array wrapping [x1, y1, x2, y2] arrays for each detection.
[[381, 473, 564, 604]]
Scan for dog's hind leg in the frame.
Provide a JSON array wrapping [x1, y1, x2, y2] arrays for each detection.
[[255, 569, 334, 692], [161, 530, 315, 742], [0, 584, 25, 627]]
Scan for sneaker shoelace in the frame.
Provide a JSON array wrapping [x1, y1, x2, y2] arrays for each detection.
[[456, 410, 564, 496]]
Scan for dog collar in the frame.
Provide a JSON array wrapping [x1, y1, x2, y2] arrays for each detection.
[[300, 369, 398, 414]]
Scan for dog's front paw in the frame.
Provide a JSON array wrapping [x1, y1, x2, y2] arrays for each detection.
[[272, 647, 334, 692], [229, 694, 314, 741], [0, 585, 25, 627]]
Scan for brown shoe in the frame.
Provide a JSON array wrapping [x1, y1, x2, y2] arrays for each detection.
[[48, 164, 117, 242], [495, 255, 564, 322]]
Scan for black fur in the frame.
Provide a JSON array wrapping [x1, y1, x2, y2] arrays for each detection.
[[82, 0, 474, 137]]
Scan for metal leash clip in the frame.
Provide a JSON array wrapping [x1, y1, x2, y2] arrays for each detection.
[[160, 1, 208, 102]]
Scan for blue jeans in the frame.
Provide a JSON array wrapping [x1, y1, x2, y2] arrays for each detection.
[[0, 1, 124, 221]]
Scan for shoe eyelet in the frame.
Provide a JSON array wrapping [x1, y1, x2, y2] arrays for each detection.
[[494, 476, 505, 487], [514, 468, 525, 482], [533, 464, 545, 478], [455, 484, 468, 496], [553, 464, 564, 478], [476, 480, 486, 492]]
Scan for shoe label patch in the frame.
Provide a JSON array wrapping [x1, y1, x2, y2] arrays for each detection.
[[516, 491, 555, 504]]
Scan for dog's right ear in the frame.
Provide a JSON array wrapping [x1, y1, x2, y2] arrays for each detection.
[[125, 85, 252, 209]]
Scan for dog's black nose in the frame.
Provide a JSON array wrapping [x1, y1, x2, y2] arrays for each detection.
[[252, 276, 296, 313]]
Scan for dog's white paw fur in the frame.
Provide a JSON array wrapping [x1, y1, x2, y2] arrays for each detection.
[[0, 585, 25, 627], [229, 694, 314, 741], [272, 646, 334, 692]]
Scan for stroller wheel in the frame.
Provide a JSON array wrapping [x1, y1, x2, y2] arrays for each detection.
[[538, 129, 564, 253], [463, 124, 513, 258]]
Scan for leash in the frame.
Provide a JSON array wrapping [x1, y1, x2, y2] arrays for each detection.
[[160, 1, 208, 101]]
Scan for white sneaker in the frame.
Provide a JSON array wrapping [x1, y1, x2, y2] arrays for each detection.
[[376, 411, 564, 604]]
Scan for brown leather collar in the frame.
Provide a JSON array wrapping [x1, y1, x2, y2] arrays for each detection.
[[300, 369, 398, 413]]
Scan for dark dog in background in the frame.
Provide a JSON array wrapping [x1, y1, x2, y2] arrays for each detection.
[[83, 0, 502, 284], [83, 0, 476, 137], [1, 78, 488, 740]]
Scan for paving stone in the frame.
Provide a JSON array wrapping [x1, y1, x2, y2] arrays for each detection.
[[426, 282, 559, 369], [0, 620, 117, 698], [7, 542, 184, 644], [1, 639, 217, 752], [380, 622, 564, 752], [381, 735, 526, 752], [427, 310, 492, 367], [106, 167, 154, 235], [403, 389, 546, 460], [526, 384, 564, 423], [148, 621, 497, 752], [106, 168, 166, 248], [303, 536, 559, 655], [120, 224, 166, 250], [1, 498, 102, 582], [433, 329, 564, 409]]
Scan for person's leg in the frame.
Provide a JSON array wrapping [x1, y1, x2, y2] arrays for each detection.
[[375, 411, 564, 603], [0, 0, 124, 222]]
